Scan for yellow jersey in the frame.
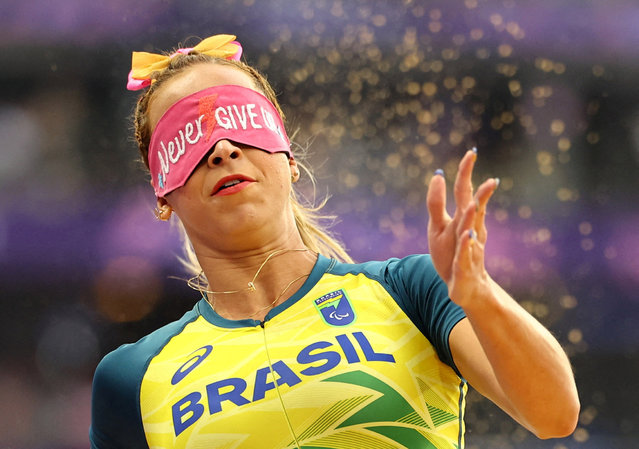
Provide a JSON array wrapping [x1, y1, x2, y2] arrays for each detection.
[[91, 254, 467, 449]]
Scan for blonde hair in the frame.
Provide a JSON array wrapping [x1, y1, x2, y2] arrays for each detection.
[[132, 51, 353, 280]]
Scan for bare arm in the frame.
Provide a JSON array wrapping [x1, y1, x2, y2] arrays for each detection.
[[426, 150, 579, 438]]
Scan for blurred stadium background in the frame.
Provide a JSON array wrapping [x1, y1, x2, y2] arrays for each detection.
[[1, 0, 638, 447]]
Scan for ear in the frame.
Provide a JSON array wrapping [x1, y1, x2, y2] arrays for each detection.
[[155, 196, 173, 221], [156, 196, 170, 209], [289, 157, 300, 183]]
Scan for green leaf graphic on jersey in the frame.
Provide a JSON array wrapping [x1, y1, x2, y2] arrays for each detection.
[[291, 370, 461, 449]]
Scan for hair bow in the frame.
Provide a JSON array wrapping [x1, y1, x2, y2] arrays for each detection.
[[127, 34, 243, 91]]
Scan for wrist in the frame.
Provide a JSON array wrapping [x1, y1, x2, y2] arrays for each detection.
[[450, 272, 498, 313]]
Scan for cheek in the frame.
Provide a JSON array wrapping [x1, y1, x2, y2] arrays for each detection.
[[165, 173, 203, 212], [256, 154, 290, 185], [274, 165, 287, 184]]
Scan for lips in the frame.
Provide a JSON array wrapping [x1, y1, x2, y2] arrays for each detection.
[[211, 174, 256, 196]]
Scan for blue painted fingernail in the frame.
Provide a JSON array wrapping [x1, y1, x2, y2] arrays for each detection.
[[435, 169, 444, 177], [471, 146, 478, 154]]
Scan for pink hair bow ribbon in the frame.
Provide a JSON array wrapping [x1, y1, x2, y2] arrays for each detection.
[[127, 34, 243, 91]]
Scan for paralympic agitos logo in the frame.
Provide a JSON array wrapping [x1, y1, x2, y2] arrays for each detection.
[[170, 331, 396, 436], [314, 289, 356, 326]]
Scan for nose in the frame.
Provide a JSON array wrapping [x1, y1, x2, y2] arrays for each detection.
[[207, 139, 242, 167]]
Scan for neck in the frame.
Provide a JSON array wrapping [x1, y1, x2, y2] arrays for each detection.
[[196, 243, 317, 321]]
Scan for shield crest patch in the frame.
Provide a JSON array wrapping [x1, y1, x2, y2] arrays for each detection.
[[314, 289, 356, 326]]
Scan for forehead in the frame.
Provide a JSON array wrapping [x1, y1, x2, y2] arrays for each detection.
[[148, 62, 257, 131]]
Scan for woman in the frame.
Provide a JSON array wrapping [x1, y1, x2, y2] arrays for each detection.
[[90, 35, 579, 449]]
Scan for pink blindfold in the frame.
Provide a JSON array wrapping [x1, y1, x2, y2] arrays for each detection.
[[148, 85, 291, 197]]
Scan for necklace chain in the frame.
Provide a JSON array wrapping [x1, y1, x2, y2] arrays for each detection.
[[212, 273, 309, 320], [186, 248, 309, 295], [187, 248, 310, 319]]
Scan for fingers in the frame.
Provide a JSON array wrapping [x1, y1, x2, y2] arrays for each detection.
[[457, 228, 476, 270], [427, 169, 451, 233], [449, 223, 487, 305], [428, 147, 498, 244], [457, 176, 496, 266], [453, 148, 477, 218], [457, 201, 476, 238], [442, 149, 497, 305], [473, 177, 499, 243], [457, 221, 487, 270]]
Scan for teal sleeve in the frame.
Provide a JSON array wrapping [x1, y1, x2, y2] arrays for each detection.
[[90, 309, 199, 448], [380, 254, 466, 374], [90, 343, 150, 449]]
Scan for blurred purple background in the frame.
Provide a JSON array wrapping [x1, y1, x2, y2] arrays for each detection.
[[1, 0, 638, 448]]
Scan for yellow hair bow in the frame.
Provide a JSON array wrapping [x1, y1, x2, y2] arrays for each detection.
[[127, 34, 242, 90]]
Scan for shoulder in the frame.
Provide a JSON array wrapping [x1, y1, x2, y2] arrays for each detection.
[[324, 254, 448, 319], [326, 254, 440, 289], [97, 305, 201, 377], [326, 254, 463, 368], [327, 253, 435, 274], [90, 305, 202, 449]]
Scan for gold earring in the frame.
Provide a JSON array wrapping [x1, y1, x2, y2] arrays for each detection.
[[154, 206, 171, 221]]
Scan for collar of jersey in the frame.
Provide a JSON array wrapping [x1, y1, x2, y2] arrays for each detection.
[[195, 254, 333, 328]]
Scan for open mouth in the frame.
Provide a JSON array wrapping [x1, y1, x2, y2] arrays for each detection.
[[219, 179, 242, 190], [211, 175, 255, 196]]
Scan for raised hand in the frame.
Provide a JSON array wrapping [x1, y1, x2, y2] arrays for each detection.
[[426, 149, 499, 307]]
